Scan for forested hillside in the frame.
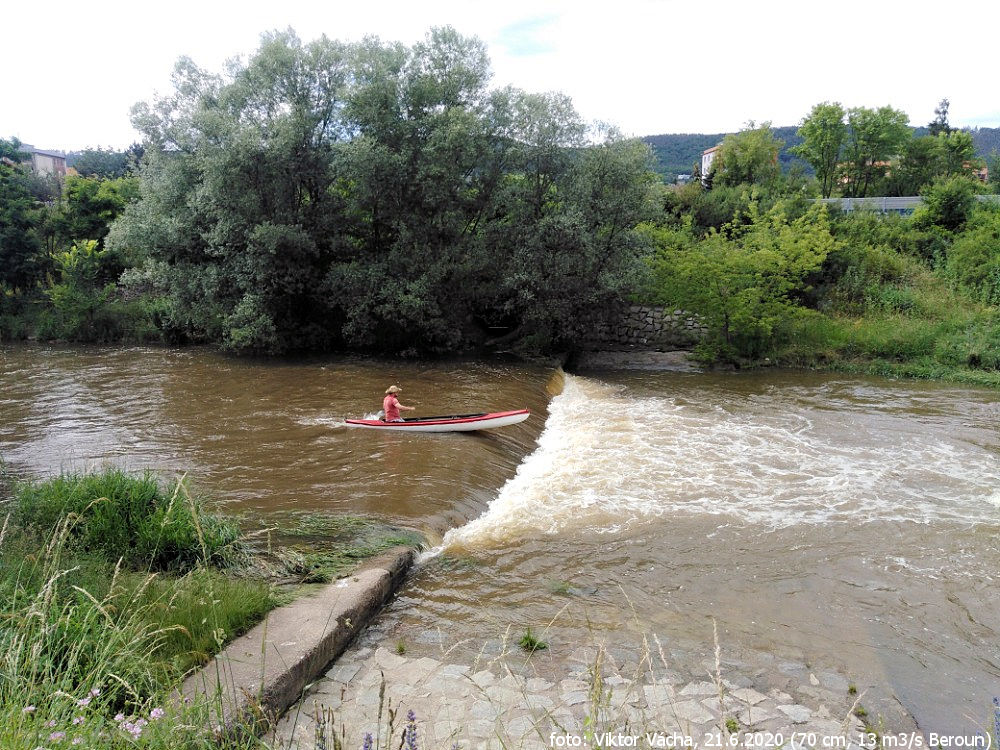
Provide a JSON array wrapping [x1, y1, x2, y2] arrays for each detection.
[[644, 126, 1000, 182]]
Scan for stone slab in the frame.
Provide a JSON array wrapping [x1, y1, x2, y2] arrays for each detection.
[[179, 546, 416, 737]]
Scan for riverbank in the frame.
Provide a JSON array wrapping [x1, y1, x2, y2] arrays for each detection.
[[0, 467, 423, 748]]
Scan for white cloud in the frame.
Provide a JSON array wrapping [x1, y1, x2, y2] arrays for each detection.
[[4, 0, 997, 151]]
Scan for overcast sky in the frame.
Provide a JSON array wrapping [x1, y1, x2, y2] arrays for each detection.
[[4, 0, 998, 152]]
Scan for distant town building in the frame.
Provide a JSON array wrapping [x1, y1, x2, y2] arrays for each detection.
[[19, 144, 67, 178], [701, 145, 721, 185], [675, 174, 693, 185]]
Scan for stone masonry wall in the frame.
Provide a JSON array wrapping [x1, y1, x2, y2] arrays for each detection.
[[585, 305, 706, 350]]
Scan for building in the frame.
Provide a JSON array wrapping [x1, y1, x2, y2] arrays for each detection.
[[19, 144, 67, 178], [701, 145, 721, 184]]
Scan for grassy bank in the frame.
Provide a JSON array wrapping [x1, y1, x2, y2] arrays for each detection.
[[765, 266, 1000, 387], [0, 467, 421, 749], [641, 196, 1000, 388]]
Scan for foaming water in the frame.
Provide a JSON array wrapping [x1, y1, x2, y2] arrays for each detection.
[[445, 373, 1000, 547]]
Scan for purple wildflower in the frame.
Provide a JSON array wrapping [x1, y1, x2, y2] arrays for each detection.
[[72, 740, 83, 746], [114, 713, 125, 722], [76, 697, 90, 707], [72, 716, 85, 725], [89, 687, 100, 697], [362, 733, 374, 750], [49, 731, 66, 741], [122, 718, 147, 739], [405, 710, 418, 750], [150, 707, 165, 720], [22, 705, 36, 713], [46, 720, 57, 727]]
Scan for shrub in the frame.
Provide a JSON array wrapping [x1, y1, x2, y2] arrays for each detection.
[[914, 175, 979, 232], [11, 469, 244, 572], [945, 209, 1000, 304], [932, 318, 1000, 370]]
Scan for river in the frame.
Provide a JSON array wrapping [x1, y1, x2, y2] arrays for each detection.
[[1, 344, 997, 736]]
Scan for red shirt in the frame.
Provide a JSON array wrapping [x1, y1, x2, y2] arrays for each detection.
[[383, 394, 400, 421]]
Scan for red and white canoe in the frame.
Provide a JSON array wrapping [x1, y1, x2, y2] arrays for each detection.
[[345, 409, 529, 432]]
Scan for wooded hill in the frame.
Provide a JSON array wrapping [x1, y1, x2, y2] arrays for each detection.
[[644, 126, 1000, 182]]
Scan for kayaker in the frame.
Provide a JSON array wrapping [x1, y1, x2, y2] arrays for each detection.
[[382, 385, 415, 422]]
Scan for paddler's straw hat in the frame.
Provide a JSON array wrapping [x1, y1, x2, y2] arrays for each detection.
[[385, 385, 402, 394]]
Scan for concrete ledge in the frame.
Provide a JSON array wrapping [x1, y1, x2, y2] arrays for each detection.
[[180, 545, 416, 736], [569, 349, 702, 372]]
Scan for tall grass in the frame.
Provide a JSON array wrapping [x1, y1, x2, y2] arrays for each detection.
[[10, 469, 245, 572], [0, 469, 277, 749], [770, 262, 1000, 387]]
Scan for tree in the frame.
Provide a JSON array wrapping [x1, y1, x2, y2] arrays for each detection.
[[937, 130, 977, 176], [792, 102, 846, 198], [713, 122, 783, 188], [72, 148, 130, 179], [928, 98, 953, 137], [58, 175, 139, 249], [0, 138, 43, 290], [646, 201, 836, 359], [110, 27, 656, 354], [841, 106, 911, 197]]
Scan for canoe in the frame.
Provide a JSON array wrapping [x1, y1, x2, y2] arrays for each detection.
[[344, 409, 529, 432]]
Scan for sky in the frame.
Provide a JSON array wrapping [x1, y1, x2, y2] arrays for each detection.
[[4, 0, 998, 152]]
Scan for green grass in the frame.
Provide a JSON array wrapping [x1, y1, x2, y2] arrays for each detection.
[[0, 469, 284, 748], [518, 627, 548, 653], [0, 467, 429, 748], [10, 468, 245, 572], [0, 523, 271, 749], [766, 271, 1000, 388]]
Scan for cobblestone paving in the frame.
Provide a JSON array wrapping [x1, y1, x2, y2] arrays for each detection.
[[272, 642, 869, 750]]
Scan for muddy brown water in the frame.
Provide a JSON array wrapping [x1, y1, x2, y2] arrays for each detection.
[[1, 344, 998, 736]]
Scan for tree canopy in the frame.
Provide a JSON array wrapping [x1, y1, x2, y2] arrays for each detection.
[[107, 28, 655, 353]]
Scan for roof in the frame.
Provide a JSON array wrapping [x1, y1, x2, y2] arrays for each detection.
[[19, 143, 66, 159], [30, 148, 66, 159]]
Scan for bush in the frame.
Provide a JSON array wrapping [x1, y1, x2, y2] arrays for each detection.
[[914, 175, 979, 232], [821, 242, 913, 312], [945, 208, 1000, 304], [11, 469, 244, 572], [932, 317, 1000, 370]]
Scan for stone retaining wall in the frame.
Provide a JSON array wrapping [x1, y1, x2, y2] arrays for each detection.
[[586, 305, 706, 350]]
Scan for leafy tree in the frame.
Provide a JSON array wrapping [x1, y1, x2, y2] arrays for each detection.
[[945, 205, 1000, 303], [110, 27, 655, 354], [0, 139, 43, 290], [71, 148, 131, 178], [928, 98, 953, 137], [58, 175, 139, 249], [937, 130, 978, 176], [43, 240, 122, 341], [792, 102, 846, 198], [645, 201, 836, 359], [713, 122, 783, 188], [887, 135, 944, 196], [0, 136, 29, 162], [841, 106, 911, 197]]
